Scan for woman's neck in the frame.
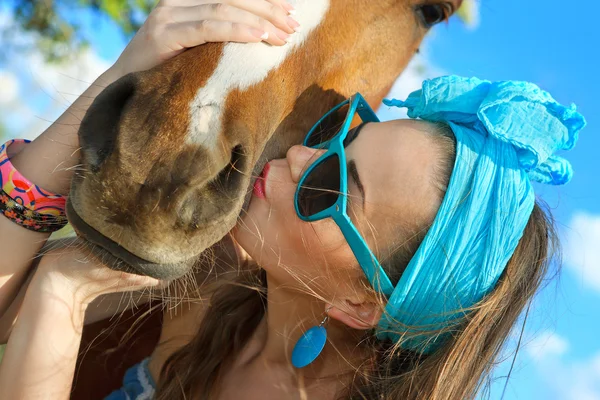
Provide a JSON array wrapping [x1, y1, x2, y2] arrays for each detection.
[[236, 273, 369, 389]]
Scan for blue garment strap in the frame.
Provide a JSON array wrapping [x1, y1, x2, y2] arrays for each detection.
[[104, 357, 156, 400], [376, 76, 585, 353]]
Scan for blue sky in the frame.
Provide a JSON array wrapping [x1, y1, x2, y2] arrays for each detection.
[[426, 1, 600, 398], [0, 0, 599, 398]]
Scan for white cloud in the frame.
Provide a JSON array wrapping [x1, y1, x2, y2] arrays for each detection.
[[0, 8, 113, 140], [0, 10, 35, 49], [377, 52, 446, 121], [542, 352, 600, 400], [25, 48, 111, 108], [526, 331, 570, 361], [521, 332, 600, 400], [8, 48, 113, 139], [0, 70, 19, 104], [564, 212, 600, 293]]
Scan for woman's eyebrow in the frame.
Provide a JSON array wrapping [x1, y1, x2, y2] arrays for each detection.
[[343, 122, 368, 147], [348, 160, 365, 210]]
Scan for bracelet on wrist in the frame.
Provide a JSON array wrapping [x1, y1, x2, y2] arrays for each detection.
[[0, 139, 68, 233]]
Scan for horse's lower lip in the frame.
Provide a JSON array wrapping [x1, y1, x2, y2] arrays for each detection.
[[65, 200, 191, 279]]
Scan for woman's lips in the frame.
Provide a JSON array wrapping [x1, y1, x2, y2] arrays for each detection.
[[253, 162, 270, 199]]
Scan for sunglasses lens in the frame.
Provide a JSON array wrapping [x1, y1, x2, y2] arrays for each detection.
[[297, 154, 341, 218], [305, 103, 350, 147]]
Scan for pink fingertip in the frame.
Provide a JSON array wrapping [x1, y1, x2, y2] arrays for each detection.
[[282, 1, 296, 14], [251, 28, 268, 40], [286, 16, 301, 29]]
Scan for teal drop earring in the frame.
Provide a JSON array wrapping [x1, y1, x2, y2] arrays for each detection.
[[291, 309, 331, 368]]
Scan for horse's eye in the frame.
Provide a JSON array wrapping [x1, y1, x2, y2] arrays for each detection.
[[416, 3, 453, 28]]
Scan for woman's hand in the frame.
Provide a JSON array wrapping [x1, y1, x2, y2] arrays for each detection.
[[0, 0, 297, 347], [113, 0, 300, 77], [35, 245, 162, 308], [0, 244, 161, 399]]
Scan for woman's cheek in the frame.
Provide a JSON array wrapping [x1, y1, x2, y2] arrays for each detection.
[[299, 218, 349, 254], [237, 161, 353, 273]]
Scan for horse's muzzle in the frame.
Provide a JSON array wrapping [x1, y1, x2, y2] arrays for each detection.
[[66, 201, 193, 280]]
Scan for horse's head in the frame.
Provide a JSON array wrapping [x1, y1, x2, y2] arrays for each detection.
[[68, 0, 462, 279]]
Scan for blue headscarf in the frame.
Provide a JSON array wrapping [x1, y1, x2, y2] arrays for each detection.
[[376, 76, 585, 353]]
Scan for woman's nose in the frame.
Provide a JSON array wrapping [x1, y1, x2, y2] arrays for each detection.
[[286, 145, 325, 183]]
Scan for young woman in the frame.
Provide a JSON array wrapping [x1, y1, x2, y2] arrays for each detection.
[[0, 1, 586, 400]]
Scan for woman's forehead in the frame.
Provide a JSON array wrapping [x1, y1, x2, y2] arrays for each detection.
[[347, 119, 442, 231]]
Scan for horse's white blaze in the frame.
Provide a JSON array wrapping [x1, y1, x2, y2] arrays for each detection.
[[187, 0, 330, 149]]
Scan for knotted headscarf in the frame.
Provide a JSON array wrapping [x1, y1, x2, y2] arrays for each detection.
[[376, 76, 586, 353]]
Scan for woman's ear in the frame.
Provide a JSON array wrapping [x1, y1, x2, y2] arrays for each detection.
[[328, 300, 382, 330]]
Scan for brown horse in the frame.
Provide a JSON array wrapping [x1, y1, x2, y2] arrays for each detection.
[[67, 1, 467, 397], [66, 0, 463, 282]]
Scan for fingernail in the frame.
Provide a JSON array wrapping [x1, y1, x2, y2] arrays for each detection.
[[148, 278, 162, 287], [251, 28, 268, 40], [287, 16, 301, 32], [282, 1, 297, 15], [275, 29, 290, 42], [130, 276, 161, 288], [155, 279, 172, 290]]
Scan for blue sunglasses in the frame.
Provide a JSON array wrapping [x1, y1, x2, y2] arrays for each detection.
[[294, 94, 395, 297]]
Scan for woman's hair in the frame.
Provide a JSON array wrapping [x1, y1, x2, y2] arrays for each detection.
[[155, 123, 559, 400]]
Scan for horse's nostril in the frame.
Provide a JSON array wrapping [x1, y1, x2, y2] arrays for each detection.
[[210, 145, 246, 195], [79, 75, 137, 172]]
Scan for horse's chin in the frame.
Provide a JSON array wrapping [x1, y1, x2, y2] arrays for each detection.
[[66, 201, 194, 280]]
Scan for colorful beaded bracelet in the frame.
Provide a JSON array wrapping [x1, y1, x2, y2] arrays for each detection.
[[0, 139, 68, 233]]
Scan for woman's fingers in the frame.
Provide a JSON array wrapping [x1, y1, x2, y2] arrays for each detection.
[[166, 0, 297, 30], [265, 0, 297, 16], [37, 246, 162, 305], [164, 20, 282, 47], [72, 260, 162, 301], [100, 271, 161, 294], [226, 0, 299, 34], [111, 0, 302, 88], [168, 4, 292, 45]]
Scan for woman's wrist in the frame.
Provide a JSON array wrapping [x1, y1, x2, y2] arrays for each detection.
[[29, 263, 90, 317], [0, 265, 87, 399], [32, 246, 162, 309]]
